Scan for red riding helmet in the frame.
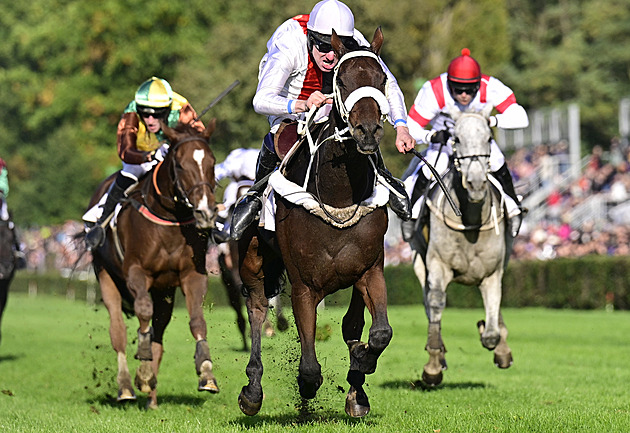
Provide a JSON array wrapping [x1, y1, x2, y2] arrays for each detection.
[[447, 48, 481, 84]]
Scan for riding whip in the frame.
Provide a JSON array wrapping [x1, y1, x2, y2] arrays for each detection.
[[407, 148, 461, 216], [193, 80, 241, 123]]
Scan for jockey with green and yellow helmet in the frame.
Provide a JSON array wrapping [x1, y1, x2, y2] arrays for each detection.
[[85, 77, 204, 250]]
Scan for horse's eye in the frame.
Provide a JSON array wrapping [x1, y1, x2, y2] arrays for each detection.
[[337, 79, 346, 89]]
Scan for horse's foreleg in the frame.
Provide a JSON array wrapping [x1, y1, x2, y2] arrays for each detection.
[[477, 273, 503, 350], [146, 342, 164, 410], [480, 312, 513, 369], [423, 260, 450, 386], [292, 284, 324, 400], [344, 271, 392, 418], [181, 273, 219, 394], [98, 271, 135, 401]]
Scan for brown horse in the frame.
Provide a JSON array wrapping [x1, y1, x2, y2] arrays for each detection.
[[87, 120, 220, 409], [217, 180, 289, 351], [0, 218, 17, 347], [237, 29, 392, 418]]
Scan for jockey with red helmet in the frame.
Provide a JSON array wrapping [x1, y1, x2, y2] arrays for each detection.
[[229, 0, 415, 241], [84, 77, 205, 250], [403, 48, 529, 239]]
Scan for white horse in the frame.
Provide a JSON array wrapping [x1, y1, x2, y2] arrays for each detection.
[[411, 104, 513, 386]]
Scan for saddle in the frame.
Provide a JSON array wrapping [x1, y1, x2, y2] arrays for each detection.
[[274, 120, 299, 160]]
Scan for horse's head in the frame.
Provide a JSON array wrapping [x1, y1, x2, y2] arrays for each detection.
[[162, 119, 218, 230], [451, 105, 493, 203], [331, 28, 389, 154]]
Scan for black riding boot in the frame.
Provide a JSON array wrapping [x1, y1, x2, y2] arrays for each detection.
[[85, 174, 134, 250], [401, 169, 430, 242], [493, 163, 522, 238], [376, 152, 411, 221], [230, 143, 280, 241]]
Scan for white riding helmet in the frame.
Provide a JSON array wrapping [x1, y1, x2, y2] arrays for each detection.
[[307, 0, 354, 37]]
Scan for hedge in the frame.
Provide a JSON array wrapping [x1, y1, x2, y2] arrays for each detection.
[[7, 255, 630, 310]]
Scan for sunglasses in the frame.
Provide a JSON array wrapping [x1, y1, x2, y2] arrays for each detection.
[[451, 85, 479, 95], [137, 106, 170, 119]]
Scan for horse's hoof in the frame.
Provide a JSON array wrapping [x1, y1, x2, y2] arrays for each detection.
[[198, 377, 220, 393], [117, 388, 137, 402], [238, 391, 262, 416], [134, 363, 156, 393], [422, 369, 443, 387], [277, 315, 290, 332], [345, 386, 370, 418], [146, 399, 158, 410], [494, 352, 513, 369], [297, 374, 323, 399]]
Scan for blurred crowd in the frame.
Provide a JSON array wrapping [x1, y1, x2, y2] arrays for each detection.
[[11, 136, 630, 275]]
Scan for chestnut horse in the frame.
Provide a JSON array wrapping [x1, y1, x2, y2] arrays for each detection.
[[237, 29, 392, 418], [410, 105, 514, 387], [87, 121, 220, 408]]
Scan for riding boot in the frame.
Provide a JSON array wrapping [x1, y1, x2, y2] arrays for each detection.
[[230, 141, 280, 241], [11, 225, 26, 269], [492, 163, 522, 238], [85, 175, 134, 250], [401, 169, 430, 242], [375, 152, 411, 221]]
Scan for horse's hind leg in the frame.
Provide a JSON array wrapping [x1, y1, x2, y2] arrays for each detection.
[[98, 270, 135, 401], [343, 271, 393, 418], [238, 236, 269, 416], [219, 248, 248, 351]]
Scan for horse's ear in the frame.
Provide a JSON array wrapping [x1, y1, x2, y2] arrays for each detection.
[[370, 27, 383, 56], [331, 30, 348, 58], [204, 118, 217, 140]]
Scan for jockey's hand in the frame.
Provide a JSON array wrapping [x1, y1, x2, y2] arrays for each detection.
[[294, 91, 332, 113], [430, 129, 451, 146], [395, 125, 415, 153]]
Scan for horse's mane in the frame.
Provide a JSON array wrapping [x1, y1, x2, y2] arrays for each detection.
[[169, 121, 205, 136]]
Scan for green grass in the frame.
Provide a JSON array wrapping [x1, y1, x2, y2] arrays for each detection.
[[1, 293, 629, 432]]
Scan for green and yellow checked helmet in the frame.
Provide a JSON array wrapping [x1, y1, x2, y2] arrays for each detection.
[[134, 77, 173, 109]]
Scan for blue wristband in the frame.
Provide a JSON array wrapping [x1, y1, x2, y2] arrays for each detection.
[[287, 100, 293, 114], [394, 119, 407, 128]]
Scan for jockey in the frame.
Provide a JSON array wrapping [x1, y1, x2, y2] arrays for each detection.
[[0, 158, 26, 267], [213, 147, 259, 243], [229, 0, 415, 241], [85, 76, 205, 250], [403, 48, 529, 239], [0, 159, 9, 222]]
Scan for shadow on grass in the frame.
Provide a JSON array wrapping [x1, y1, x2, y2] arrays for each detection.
[[0, 353, 21, 363], [379, 379, 488, 392], [87, 393, 207, 410], [230, 398, 380, 428]]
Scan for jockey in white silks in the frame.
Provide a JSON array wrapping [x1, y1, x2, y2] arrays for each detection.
[[229, 0, 415, 241], [402, 48, 529, 239], [213, 147, 259, 241]]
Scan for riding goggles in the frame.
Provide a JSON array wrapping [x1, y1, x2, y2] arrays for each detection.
[[309, 32, 356, 54], [449, 83, 480, 95], [137, 105, 170, 119]]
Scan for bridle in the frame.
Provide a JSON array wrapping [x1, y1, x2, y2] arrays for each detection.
[[151, 136, 215, 212]]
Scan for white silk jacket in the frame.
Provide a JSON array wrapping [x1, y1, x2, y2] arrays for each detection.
[[253, 15, 409, 133], [407, 72, 529, 145]]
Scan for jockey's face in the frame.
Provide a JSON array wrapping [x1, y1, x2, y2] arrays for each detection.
[[312, 45, 338, 73], [140, 113, 163, 133]]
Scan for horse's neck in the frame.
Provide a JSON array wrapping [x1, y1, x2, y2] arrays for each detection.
[[141, 158, 178, 214], [309, 121, 373, 207], [446, 170, 491, 226]]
